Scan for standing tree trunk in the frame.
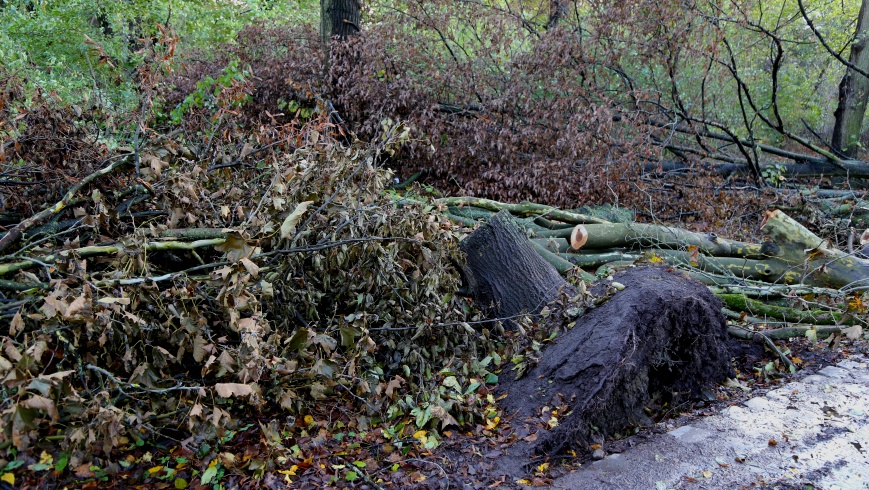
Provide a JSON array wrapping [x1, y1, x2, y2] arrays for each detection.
[[546, 0, 566, 29], [832, 0, 869, 157], [320, 0, 361, 43]]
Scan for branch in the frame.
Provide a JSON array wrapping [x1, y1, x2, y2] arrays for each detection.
[[797, 0, 869, 79], [0, 155, 132, 253], [0, 238, 225, 276]]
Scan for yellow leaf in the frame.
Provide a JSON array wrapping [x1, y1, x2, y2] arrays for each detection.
[[39, 451, 53, 465], [485, 416, 500, 430], [702, 470, 712, 478], [1, 473, 14, 485], [413, 430, 427, 439], [304, 415, 314, 425], [148, 465, 164, 474], [517, 479, 532, 485], [537, 462, 549, 472]]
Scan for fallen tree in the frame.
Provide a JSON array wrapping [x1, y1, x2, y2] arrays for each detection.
[[439, 197, 868, 370], [460, 211, 734, 458]]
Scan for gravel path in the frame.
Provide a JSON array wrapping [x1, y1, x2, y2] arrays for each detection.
[[549, 354, 869, 490]]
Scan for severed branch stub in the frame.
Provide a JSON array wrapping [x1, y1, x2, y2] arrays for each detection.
[[570, 224, 588, 250], [459, 211, 734, 463]]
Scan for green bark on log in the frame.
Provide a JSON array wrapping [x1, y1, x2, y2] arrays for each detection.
[[718, 293, 861, 326], [761, 209, 869, 288], [437, 197, 610, 224], [535, 223, 775, 259]]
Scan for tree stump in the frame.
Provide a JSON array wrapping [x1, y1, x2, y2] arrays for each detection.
[[460, 210, 575, 320], [460, 212, 733, 458]]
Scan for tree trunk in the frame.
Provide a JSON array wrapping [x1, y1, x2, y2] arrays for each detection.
[[459, 210, 574, 320], [494, 266, 734, 459], [546, 0, 566, 29], [832, 0, 869, 157], [759, 209, 869, 288], [320, 0, 360, 43]]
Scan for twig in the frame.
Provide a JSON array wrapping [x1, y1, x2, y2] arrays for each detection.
[[726, 325, 796, 372], [0, 155, 132, 253], [86, 364, 202, 394]]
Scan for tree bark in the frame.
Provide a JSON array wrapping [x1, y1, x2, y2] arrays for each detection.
[[760, 209, 869, 288], [320, 0, 360, 43], [546, 0, 566, 29], [459, 210, 574, 320], [832, 0, 869, 156]]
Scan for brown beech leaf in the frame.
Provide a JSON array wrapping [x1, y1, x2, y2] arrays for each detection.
[[215, 383, 253, 398]]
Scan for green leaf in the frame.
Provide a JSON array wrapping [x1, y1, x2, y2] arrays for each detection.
[[339, 325, 361, 347], [174, 477, 189, 489], [345, 471, 359, 482], [464, 382, 481, 395], [288, 328, 311, 351], [201, 465, 219, 485], [441, 376, 461, 393], [55, 452, 70, 473], [412, 406, 432, 428]]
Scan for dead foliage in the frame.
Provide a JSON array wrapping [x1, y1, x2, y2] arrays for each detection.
[[155, 15, 792, 237], [0, 96, 507, 483]]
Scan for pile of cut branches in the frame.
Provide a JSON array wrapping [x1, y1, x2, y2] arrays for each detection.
[[0, 117, 503, 466]]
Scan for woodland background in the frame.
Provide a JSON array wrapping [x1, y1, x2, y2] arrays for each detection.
[[1, 0, 869, 488]]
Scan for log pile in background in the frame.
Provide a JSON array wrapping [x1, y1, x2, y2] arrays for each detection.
[[440, 197, 868, 352]]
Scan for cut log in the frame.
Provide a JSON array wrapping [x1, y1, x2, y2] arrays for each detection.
[[761, 209, 869, 288], [535, 222, 776, 259], [570, 225, 588, 250], [459, 210, 575, 320]]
